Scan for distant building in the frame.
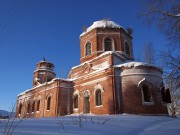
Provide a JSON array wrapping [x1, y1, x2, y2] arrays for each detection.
[[16, 20, 169, 118]]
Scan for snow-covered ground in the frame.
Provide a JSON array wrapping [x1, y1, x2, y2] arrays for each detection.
[[0, 114, 180, 135]]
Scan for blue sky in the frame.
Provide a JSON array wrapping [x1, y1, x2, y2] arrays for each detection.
[[0, 0, 168, 111]]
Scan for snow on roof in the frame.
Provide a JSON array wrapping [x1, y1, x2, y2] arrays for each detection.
[[80, 20, 122, 36], [18, 78, 72, 96], [69, 65, 110, 81], [114, 61, 149, 68], [71, 51, 126, 70], [69, 51, 128, 80]]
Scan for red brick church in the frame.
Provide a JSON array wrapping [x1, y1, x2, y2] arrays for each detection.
[[16, 20, 169, 118]]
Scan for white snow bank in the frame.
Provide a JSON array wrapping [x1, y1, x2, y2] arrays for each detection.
[[0, 115, 180, 135], [80, 20, 121, 36]]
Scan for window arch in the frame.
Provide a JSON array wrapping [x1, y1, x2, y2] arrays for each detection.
[[84, 91, 90, 97], [74, 94, 78, 108], [104, 37, 112, 51], [27, 101, 30, 113], [160, 87, 166, 102], [32, 101, 35, 112], [142, 85, 152, 102], [125, 42, 130, 55], [138, 78, 153, 104], [85, 42, 92, 56], [19, 103, 22, 114], [37, 100, 40, 111], [165, 88, 171, 103], [47, 97, 51, 110], [95, 89, 102, 106]]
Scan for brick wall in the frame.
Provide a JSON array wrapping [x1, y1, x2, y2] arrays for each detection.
[[120, 67, 168, 114], [16, 80, 73, 118]]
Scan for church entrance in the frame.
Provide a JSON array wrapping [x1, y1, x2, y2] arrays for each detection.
[[84, 91, 90, 113]]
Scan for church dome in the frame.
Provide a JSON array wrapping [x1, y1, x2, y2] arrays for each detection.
[[80, 20, 122, 36]]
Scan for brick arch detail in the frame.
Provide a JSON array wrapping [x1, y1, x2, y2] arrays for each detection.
[[46, 92, 52, 99], [94, 83, 104, 94], [73, 90, 80, 97], [84, 90, 90, 97], [138, 78, 154, 104], [138, 78, 153, 89], [103, 36, 115, 51]]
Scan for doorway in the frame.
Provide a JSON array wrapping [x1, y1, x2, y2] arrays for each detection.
[[84, 91, 90, 113]]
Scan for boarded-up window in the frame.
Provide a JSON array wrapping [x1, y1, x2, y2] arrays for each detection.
[[47, 97, 51, 110], [142, 85, 151, 102], [74, 95, 78, 108], [95, 89, 102, 106], [165, 89, 171, 103], [32, 101, 35, 112], [161, 87, 166, 102], [27, 102, 30, 113], [19, 103, 22, 114], [37, 100, 40, 111]]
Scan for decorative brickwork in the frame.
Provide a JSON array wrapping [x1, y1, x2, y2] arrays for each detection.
[[16, 20, 168, 118]]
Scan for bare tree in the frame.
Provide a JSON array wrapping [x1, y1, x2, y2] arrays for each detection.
[[138, 0, 180, 47], [144, 42, 155, 65], [138, 0, 180, 117], [161, 51, 180, 116]]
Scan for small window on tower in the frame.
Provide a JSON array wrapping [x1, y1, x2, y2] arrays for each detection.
[[104, 38, 112, 51], [85, 42, 92, 56]]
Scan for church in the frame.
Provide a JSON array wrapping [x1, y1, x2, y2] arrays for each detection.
[[16, 20, 169, 118]]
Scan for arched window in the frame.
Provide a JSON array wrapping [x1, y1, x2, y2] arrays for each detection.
[[142, 85, 151, 102], [27, 102, 30, 113], [19, 103, 22, 114], [74, 95, 78, 108], [84, 91, 90, 113], [104, 38, 112, 51], [125, 42, 130, 55], [161, 87, 166, 102], [37, 100, 40, 111], [47, 97, 51, 110], [32, 101, 35, 112], [95, 89, 102, 106], [85, 42, 92, 56], [165, 89, 171, 103]]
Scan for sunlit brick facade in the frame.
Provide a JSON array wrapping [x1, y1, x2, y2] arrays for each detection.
[[16, 20, 168, 118]]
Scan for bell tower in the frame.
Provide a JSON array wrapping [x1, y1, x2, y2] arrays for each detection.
[[79, 20, 134, 63], [33, 58, 56, 86]]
